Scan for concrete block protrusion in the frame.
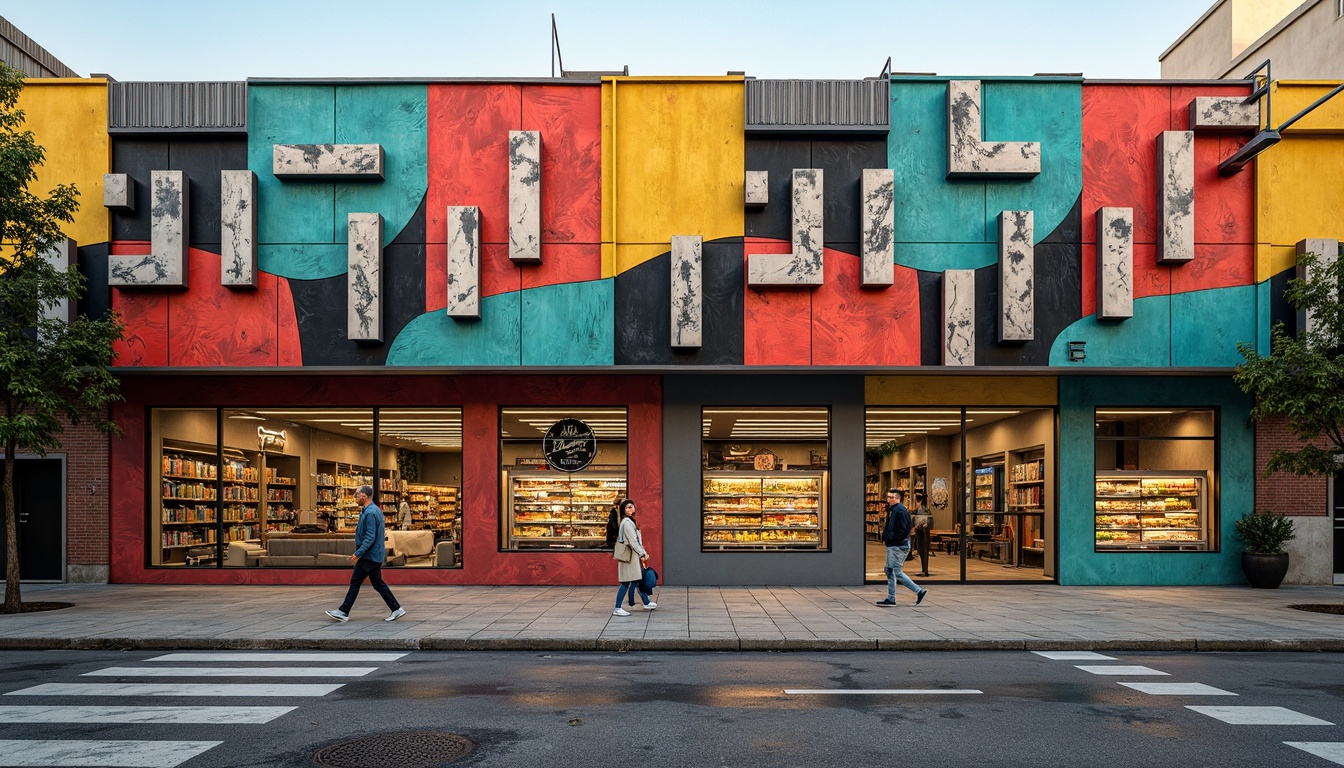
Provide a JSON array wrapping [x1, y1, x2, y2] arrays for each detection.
[[103, 173, 134, 213], [110, 169, 189, 288], [1296, 238, 1342, 335], [446, 206, 481, 319], [942, 269, 976, 366], [747, 168, 823, 287], [860, 168, 894, 287], [508, 131, 542, 263], [999, 210, 1034, 342], [1188, 97, 1260, 131], [947, 80, 1040, 179], [1157, 131, 1195, 264], [347, 213, 383, 342], [273, 144, 385, 181], [744, 170, 769, 207], [1096, 207, 1134, 321], [220, 170, 258, 288], [670, 235, 703, 349]]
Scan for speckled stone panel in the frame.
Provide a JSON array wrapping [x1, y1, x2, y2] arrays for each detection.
[[942, 269, 975, 365], [860, 168, 894, 287], [103, 173, 134, 213], [946, 80, 1040, 179], [747, 168, 823, 287], [347, 212, 383, 341], [744, 170, 768, 207], [508, 130, 541, 263], [1296, 238, 1341, 335], [670, 235, 702, 349], [111, 170, 190, 288], [446, 206, 481, 319], [41, 238, 76, 325], [273, 143, 385, 181], [999, 210, 1034, 342], [1157, 131, 1194, 264], [1188, 97, 1259, 132], [220, 170, 257, 288], [1096, 207, 1134, 320]]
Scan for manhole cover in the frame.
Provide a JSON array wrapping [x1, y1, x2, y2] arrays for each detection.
[[1289, 604, 1344, 615], [313, 731, 475, 767]]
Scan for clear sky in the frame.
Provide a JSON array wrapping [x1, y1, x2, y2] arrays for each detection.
[[6, 0, 1217, 81]]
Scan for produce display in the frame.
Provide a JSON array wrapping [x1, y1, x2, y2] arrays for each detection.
[[1094, 474, 1207, 550]]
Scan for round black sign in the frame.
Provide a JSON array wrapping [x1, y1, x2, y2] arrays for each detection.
[[543, 418, 597, 472]]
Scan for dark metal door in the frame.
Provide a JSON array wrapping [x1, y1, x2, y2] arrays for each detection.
[[0, 459, 64, 581], [1334, 471, 1344, 576]]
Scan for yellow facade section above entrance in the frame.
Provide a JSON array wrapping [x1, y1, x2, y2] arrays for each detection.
[[866, 376, 1059, 406], [16, 78, 111, 249]]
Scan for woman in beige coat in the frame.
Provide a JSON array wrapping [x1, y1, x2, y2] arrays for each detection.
[[613, 499, 655, 615]]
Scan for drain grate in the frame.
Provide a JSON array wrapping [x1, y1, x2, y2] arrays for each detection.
[[313, 731, 475, 767]]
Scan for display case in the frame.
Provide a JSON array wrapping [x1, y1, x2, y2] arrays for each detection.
[[864, 478, 884, 542], [973, 466, 997, 512], [1094, 472, 1208, 551], [406, 483, 459, 539], [505, 470, 627, 550], [702, 471, 828, 550]]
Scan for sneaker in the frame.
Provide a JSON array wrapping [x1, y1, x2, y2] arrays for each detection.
[[875, 598, 897, 606], [612, 607, 631, 616], [325, 609, 349, 623], [385, 607, 406, 622], [643, 602, 657, 611], [916, 589, 928, 606]]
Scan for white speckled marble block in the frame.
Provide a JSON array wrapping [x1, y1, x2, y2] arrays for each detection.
[[748, 168, 823, 287], [347, 213, 383, 342], [942, 269, 976, 366], [103, 173, 134, 213], [999, 211, 1034, 342], [1157, 131, 1195, 264], [1296, 238, 1341, 335], [947, 80, 1040, 179], [744, 170, 768, 207], [446, 206, 481, 319], [670, 235, 703, 349], [273, 144, 385, 181], [1188, 97, 1259, 131], [221, 170, 257, 289], [41, 238, 77, 326], [1097, 207, 1134, 320], [111, 170, 190, 288], [508, 131, 542, 263], [860, 168, 894, 287]]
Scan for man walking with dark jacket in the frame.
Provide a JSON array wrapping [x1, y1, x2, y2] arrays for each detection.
[[325, 485, 405, 623], [877, 489, 927, 607]]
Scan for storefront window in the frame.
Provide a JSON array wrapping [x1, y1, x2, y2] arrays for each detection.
[[153, 409, 219, 567], [701, 407, 830, 551], [500, 408, 628, 551], [379, 409, 462, 567], [1094, 408, 1217, 552]]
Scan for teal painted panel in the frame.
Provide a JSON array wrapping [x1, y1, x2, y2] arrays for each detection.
[[333, 85, 429, 247], [1058, 376, 1253, 586], [521, 279, 615, 366], [386, 292, 521, 366], [982, 81, 1082, 244], [1172, 286, 1257, 367], [1048, 295, 1171, 367], [257, 244, 347, 281], [249, 85, 336, 252], [892, 242, 997, 272]]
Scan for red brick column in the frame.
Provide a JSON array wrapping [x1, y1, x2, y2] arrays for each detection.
[[1254, 416, 1329, 516]]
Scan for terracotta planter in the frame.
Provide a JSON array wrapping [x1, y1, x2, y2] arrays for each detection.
[[1241, 552, 1290, 589]]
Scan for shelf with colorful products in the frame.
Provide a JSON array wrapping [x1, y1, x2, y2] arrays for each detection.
[[316, 461, 374, 530], [404, 483, 459, 537], [864, 478, 884, 542], [506, 470, 627, 549], [1094, 472, 1208, 551], [702, 471, 827, 550], [261, 459, 299, 534], [159, 444, 222, 558], [1008, 451, 1046, 510], [973, 466, 997, 512]]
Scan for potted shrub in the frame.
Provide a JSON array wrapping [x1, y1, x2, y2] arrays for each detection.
[[1234, 510, 1296, 589]]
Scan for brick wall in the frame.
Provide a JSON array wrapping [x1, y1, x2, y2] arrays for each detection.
[[61, 414, 110, 565], [1254, 415, 1330, 516]]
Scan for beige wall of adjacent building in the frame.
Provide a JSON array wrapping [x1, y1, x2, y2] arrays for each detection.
[[1161, 0, 1344, 79]]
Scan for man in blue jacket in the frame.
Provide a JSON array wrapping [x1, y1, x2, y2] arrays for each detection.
[[877, 488, 928, 607], [326, 485, 405, 622]]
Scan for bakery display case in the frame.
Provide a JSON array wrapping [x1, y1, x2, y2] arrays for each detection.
[[504, 470, 627, 550], [1094, 472, 1208, 551], [702, 471, 827, 550]]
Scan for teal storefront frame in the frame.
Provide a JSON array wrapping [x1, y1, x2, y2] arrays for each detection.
[[1059, 375, 1252, 586]]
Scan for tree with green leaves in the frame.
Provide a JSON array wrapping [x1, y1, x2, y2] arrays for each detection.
[[0, 63, 123, 613], [1235, 248, 1344, 477]]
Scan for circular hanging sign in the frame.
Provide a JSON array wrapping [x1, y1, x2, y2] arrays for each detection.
[[543, 418, 597, 472]]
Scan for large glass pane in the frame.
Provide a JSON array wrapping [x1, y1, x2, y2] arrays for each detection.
[[152, 408, 220, 567], [379, 408, 463, 567], [960, 408, 1053, 581]]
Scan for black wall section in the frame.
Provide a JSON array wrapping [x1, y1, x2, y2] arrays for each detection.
[[614, 238, 744, 365], [109, 139, 248, 249], [109, 141, 166, 243], [76, 242, 110, 322], [744, 139, 810, 242], [918, 269, 944, 366], [1271, 269, 1295, 336]]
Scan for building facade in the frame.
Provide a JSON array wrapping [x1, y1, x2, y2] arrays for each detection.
[[1160, 0, 1344, 80]]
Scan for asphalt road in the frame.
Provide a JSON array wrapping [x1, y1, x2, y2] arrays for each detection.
[[0, 649, 1342, 767]]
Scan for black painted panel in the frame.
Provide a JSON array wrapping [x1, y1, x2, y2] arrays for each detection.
[[973, 241, 1082, 366], [1270, 269, 1294, 336], [917, 269, 943, 366], [76, 242, 110, 322], [812, 139, 887, 252], [110, 140, 168, 242], [615, 238, 744, 365], [744, 138, 811, 241], [169, 139, 248, 249]]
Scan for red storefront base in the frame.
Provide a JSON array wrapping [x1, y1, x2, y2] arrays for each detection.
[[110, 373, 662, 586]]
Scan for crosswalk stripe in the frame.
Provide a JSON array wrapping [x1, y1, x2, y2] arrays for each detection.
[[84, 667, 376, 678], [784, 689, 982, 695], [1285, 742, 1344, 765], [1032, 651, 1116, 661], [1189, 706, 1334, 726], [145, 652, 406, 662], [0, 739, 220, 767], [0, 705, 296, 724], [1074, 665, 1169, 676], [5, 683, 343, 698], [1119, 682, 1237, 696]]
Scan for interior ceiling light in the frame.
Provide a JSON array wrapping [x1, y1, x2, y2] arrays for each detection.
[[227, 414, 265, 420], [1095, 410, 1174, 416]]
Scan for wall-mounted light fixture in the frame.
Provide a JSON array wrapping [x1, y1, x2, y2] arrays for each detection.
[[1220, 60, 1344, 175], [1068, 341, 1086, 362]]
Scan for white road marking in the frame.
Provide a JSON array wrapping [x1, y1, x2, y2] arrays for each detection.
[[5, 683, 343, 698], [0, 705, 296, 724], [1285, 743, 1344, 765], [145, 652, 406, 662], [84, 667, 376, 678], [784, 689, 982, 695], [1032, 651, 1116, 661], [1189, 706, 1333, 726], [0, 739, 220, 767], [1120, 682, 1237, 696], [1074, 665, 1169, 676]]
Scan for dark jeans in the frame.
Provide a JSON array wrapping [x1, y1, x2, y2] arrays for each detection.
[[915, 527, 931, 573], [339, 557, 400, 614]]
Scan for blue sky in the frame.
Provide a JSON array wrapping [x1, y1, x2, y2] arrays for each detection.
[[7, 0, 1217, 81]]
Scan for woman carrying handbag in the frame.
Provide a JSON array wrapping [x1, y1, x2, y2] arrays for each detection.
[[611, 498, 655, 615]]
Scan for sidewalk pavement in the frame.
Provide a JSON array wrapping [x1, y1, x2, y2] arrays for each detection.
[[1, 582, 1342, 652]]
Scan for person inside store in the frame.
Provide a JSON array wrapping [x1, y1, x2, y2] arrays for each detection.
[[994, 520, 1016, 567], [876, 489, 928, 607], [911, 491, 933, 577], [612, 498, 655, 615], [397, 499, 412, 531], [325, 485, 405, 623]]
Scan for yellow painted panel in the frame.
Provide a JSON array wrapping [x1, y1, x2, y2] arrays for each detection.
[[1254, 129, 1344, 282], [602, 77, 744, 278], [1271, 81, 1344, 133], [1256, 244, 1297, 281], [16, 79, 110, 247], [866, 376, 1058, 406], [614, 244, 672, 276]]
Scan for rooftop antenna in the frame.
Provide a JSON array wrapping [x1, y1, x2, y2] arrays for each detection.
[[551, 14, 565, 78]]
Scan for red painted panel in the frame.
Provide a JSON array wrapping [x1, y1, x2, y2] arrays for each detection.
[[811, 251, 920, 366], [426, 84, 521, 249], [1081, 244, 1097, 318], [109, 241, 169, 367], [743, 238, 811, 365], [1192, 132, 1254, 245], [521, 85, 602, 245], [1134, 243, 1171, 300], [521, 243, 603, 290], [1171, 243, 1254, 294], [1081, 85, 1170, 245], [168, 249, 278, 366], [276, 277, 303, 366]]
